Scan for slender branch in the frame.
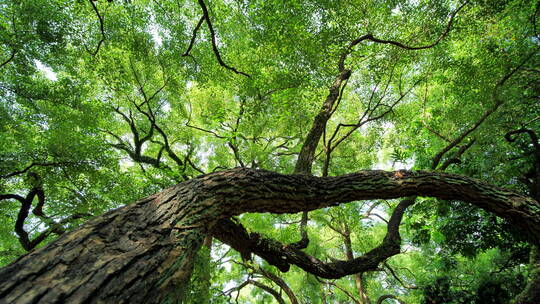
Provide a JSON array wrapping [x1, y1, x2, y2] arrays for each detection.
[[146, 121, 185, 174], [182, 15, 205, 57], [368, 213, 389, 224], [186, 124, 226, 139], [524, 116, 540, 127], [196, 0, 250, 77], [247, 280, 286, 304], [423, 124, 451, 142], [439, 139, 476, 171], [187, 101, 248, 168], [244, 264, 299, 304], [129, 59, 149, 105], [432, 52, 537, 169], [421, 82, 452, 142], [224, 280, 249, 296], [322, 74, 421, 176], [229, 100, 246, 167], [329, 77, 420, 155], [339, 1, 468, 70], [364, 201, 382, 217], [324, 280, 361, 304], [185, 148, 206, 175], [1, 161, 80, 179], [337, 218, 372, 304], [0, 48, 15, 68], [25, 213, 91, 251], [228, 142, 245, 167], [87, 0, 106, 56], [108, 65, 191, 180], [384, 262, 417, 289], [145, 77, 170, 107]]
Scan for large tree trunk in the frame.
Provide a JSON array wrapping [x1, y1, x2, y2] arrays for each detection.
[[0, 185, 205, 304], [0, 168, 539, 303]]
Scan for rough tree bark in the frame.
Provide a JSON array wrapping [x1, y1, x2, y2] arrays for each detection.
[[0, 168, 539, 303]]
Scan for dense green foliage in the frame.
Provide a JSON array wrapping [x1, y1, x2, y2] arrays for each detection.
[[1, 0, 539, 303]]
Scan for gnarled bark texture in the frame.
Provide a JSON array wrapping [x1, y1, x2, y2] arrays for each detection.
[[0, 168, 539, 303]]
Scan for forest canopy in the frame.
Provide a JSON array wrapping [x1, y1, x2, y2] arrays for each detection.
[[0, 0, 539, 303]]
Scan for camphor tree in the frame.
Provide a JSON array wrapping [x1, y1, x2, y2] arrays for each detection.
[[0, 0, 539, 303]]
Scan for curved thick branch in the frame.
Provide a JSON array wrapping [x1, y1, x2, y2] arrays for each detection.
[[0, 180, 87, 251], [203, 169, 540, 243], [1, 186, 49, 251], [0, 168, 538, 303], [505, 128, 539, 151], [212, 164, 540, 278], [213, 198, 413, 279]]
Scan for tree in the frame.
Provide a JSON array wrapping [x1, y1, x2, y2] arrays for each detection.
[[0, 0, 539, 303]]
